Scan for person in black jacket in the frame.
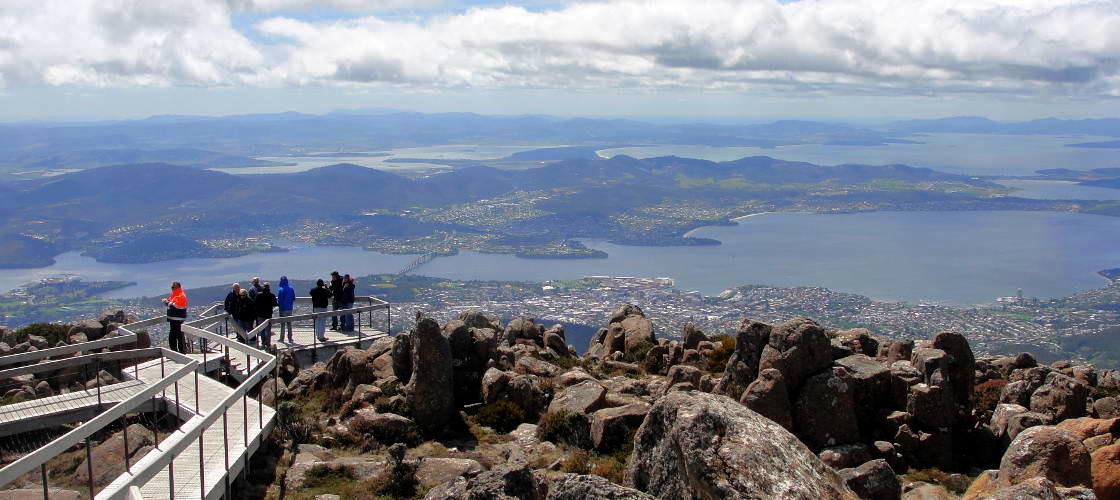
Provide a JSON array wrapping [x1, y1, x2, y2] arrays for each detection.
[[340, 274, 356, 331], [235, 289, 256, 344], [329, 271, 343, 331], [223, 282, 241, 335], [309, 279, 332, 342], [255, 282, 278, 349]]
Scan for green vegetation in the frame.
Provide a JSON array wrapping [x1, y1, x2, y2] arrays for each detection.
[[537, 410, 592, 449], [0, 279, 132, 328], [475, 400, 527, 433], [10, 323, 71, 346], [704, 335, 736, 373], [623, 341, 654, 364]]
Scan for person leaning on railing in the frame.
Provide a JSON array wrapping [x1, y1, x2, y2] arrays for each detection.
[[163, 281, 188, 353], [256, 282, 278, 350], [329, 271, 343, 331], [341, 274, 356, 332]]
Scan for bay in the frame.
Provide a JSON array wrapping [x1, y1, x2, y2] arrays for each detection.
[[1, 211, 1116, 307]]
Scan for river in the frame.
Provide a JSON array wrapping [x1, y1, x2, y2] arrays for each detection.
[[1, 211, 1117, 307]]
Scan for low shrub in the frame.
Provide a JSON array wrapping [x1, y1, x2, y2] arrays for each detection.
[[704, 335, 736, 373], [974, 379, 1008, 414], [303, 463, 357, 488], [475, 400, 527, 433], [11, 323, 70, 346], [623, 341, 654, 364], [562, 449, 591, 474], [537, 410, 591, 449]]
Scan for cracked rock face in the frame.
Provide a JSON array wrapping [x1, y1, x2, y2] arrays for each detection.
[[623, 391, 856, 500]]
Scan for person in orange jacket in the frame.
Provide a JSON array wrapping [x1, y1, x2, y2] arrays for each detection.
[[163, 281, 188, 353]]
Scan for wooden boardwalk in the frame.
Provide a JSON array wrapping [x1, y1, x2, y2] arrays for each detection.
[[0, 379, 148, 437]]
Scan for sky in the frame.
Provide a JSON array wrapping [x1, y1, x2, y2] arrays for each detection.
[[2, 0, 1120, 122]]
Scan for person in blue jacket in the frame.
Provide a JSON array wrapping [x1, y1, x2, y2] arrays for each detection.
[[276, 276, 297, 344]]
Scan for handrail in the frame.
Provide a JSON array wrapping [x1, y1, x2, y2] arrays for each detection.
[[0, 353, 198, 486], [101, 352, 276, 499], [181, 325, 271, 361], [0, 348, 172, 380], [0, 333, 139, 368]]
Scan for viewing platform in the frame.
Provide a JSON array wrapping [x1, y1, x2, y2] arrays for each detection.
[[0, 295, 393, 499]]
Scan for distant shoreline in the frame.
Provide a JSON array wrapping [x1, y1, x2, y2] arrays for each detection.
[[683, 212, 777, 238]]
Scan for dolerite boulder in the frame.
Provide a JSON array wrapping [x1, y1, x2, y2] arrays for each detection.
[[995, 426, 1092, 490], [547, 380, 606, 415], [740, 368, 793, 431], [623, 391, 856, 499], [836, 354, 892, 429], [1030, 372, 1090, 421], [425, 461, 544, 500], [838, 459, 901, 500], [640, 344, 671, 375], [834, 328, 881, 358], [907, 383, 955, 431], [1091, 443, 1120, 500], [662, 365, 702, 394], [880, 338, 914, 364], [794, 367, 861, 449], [609, 304, 645, 325], [323, 347, 377, 398], [591, 403, 651, 452], [715, 319, 771, 400], [391, 330, 413, 382], [405, 317, 454, 434], [68, 319, 105, 342], [1095, 397, 1120, 419], [930, 331, 975, 406], [681, 323, 707, 350], [505, 317, 545, 347], [546, 474, 653, 500], [619, 316, 655, 357], [758, 318, 832, 391]]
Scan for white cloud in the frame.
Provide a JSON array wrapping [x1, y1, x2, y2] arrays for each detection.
[[226, 0, 446, 13], [3, 0, 1120, 97]]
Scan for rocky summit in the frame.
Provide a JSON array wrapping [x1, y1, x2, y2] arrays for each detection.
[[221, 306, 1120, 498]]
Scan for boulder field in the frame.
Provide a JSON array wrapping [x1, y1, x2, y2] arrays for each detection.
[[263, 305, 1120, 499]]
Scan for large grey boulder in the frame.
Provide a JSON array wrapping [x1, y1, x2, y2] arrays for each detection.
[[406, 318, 455, 434], [838, 459, 901, 500], [930, 331, 975, 406], [741, 368, 793, 431], [714, 319, 771, 399], [758, 317, 833, 391], [623, 391, 856, 499], [1030, 372, 1090, 421], [793, 367, 861, 449], [546, 474, 652, 500], [996, 425, 1092, 489]]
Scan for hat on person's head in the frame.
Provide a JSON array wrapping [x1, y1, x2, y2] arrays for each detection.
[[331, 271, 340, 277]]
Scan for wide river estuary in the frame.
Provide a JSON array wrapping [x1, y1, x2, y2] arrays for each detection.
[[0, 211, 1117, 307]]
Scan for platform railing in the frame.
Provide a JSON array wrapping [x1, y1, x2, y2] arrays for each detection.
[[97, 317, 279, 499], [0, 348, 198, 499]]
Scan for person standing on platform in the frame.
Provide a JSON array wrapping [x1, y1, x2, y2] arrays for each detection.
[[329, 271, 344, 331], [255, 282, 277, 350], [276, 276, 296, 344], [341, 274, 356, 331], [248, 277, 263, 300], [236, 289, 256, 344], [163, 281, 188, 353], [309, 279, 332, 342], [224, 283, 242, 336]]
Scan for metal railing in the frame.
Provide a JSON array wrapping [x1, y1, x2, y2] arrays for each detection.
[[0, 348, 198, 499], [97, 315, 279, 499], [0, 294, 393, 499]]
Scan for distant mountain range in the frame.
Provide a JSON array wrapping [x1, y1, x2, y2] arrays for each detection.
[[0, 155, 1008, 267], [886, 116, 1120, 137]]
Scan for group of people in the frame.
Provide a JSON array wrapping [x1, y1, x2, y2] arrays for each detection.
[[162, 272, 359, 353], [220, 272, 358, 349]]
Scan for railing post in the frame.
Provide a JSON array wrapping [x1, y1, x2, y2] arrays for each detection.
[[85, 437, 94, 499], [95, 357, 102, 410], [194, 368, 200, 414], [243, 393, 248, 447], [123, 417, 131, 473], [273, 359, 279, 407], [223, 409, 230, 498], [387, 304, 392, 335], [168, 456, 176, 500], [152, 395, 160, 450], [40, 463, 47, 499], [198, 433, 205, 499]]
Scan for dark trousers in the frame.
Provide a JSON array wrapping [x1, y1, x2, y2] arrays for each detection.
[[168, 320, 186, 353], [331, 301, 341, 329]]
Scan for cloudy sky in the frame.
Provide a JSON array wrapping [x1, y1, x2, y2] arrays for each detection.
[[2, 0, 1120, 121]]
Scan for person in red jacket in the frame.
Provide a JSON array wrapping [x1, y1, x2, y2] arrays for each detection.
[[163, 281, 188, 353]]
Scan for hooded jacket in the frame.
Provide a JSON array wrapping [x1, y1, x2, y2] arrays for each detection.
[[277, 277, 297, 311]]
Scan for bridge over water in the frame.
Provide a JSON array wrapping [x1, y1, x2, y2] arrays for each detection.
[[0, 295, 390, 499]]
